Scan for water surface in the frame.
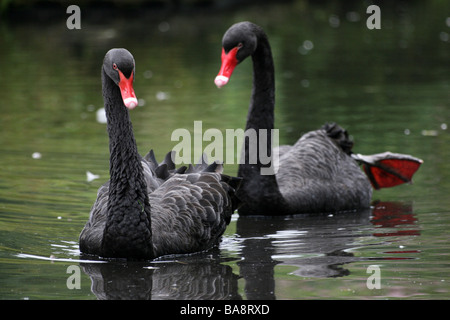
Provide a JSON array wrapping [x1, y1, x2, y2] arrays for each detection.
[[0, 1, 449, 300]]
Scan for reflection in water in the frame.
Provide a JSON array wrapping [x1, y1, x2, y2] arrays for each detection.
[[235, 207, 373, 298], [80, 201, 420, 300], [81, 250, 241, 300], [371, 201, 419, 237], [0, 0, 447, 300]]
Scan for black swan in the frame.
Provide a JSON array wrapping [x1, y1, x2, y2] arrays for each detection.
[[79, 48, 241, 259], [214, 22, 422, 216]]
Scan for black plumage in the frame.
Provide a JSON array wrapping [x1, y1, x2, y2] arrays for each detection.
[[79, 49, 240, 259], [216, 22, 372, 215]]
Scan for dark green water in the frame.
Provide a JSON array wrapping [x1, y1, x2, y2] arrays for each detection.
[[0, 1, 449, 300]]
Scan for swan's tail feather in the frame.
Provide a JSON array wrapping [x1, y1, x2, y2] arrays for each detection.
[[160, 151, 176, 170], [148, 149, 242, 212], [144, 150, 188, 183], [143, 149, 158, 170], [185, 164, 196, 174], [219, 174, 243, 215], [352, 152, 423, 190], [322, 122, 354, 155], [221, 174, 243, 191], [174, 166, 187, 174], [194, 153, 210, 172], [204, 161, 224, 173], [147, 150, 225, 175], [155, 163, 170, 180]]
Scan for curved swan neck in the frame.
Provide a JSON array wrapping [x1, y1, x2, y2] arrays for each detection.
[[241, 28, 276, 170], [103, 72, 142, 192], [237, 26, 287, 214], [101, 70, 153, 259], [246, 30, 275, 132]]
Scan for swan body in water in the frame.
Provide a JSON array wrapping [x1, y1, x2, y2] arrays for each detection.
[[80, 48, 241, 259], [215, 22, 422, 215]]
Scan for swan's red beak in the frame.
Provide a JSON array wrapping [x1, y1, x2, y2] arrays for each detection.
[[118, 70, 138, 109], [215, 47, 239, 88]]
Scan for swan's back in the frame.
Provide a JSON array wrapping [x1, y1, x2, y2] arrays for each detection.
[[79, 156, 171, 256], [79, 182, 110, 255], [276, 128, 372, 213], [79, 152, 240, 258], [149, 172, 235, 257]]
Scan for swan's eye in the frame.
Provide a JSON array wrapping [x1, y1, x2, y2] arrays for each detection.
[[237, 43, 243, 49], [112, 63, 118, 70]]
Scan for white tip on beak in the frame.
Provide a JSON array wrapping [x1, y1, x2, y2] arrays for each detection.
[[124, 97, 138, 109], [214, 75, 229, 88]]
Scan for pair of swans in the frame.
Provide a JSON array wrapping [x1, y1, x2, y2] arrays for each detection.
[[79, 22, 422, 260]]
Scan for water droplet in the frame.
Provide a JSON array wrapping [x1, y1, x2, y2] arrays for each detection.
[[156, 91, 170, 101], [32, 152, 42, 159], [439, 32, 449, 42], [86, 171, 100, 182], [346, 11, 360, 22], [421, 129, 438, 136], [96, 108, 107, 124], [158, 21, 170, 33], [298, 40, 314, 55], [143, 70, 153, 79], [329, 15, 340, 28], [303, 40, 314, 50]]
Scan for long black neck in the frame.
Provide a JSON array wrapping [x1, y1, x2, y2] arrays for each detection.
[[101, 70, 153, 259], [246, 32, 275, 133], [237, 27, 287, 214]]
